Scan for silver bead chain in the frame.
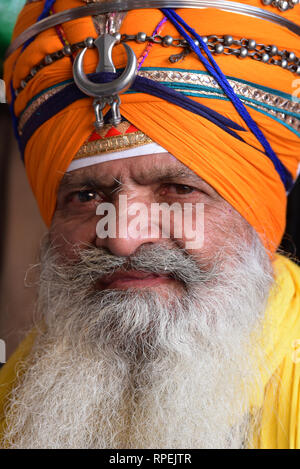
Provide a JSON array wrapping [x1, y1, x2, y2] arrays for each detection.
[[261, 0, 299, 12], [15, 33, 300, 96]]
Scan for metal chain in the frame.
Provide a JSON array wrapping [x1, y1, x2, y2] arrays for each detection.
[[16, 40, 88, 95], [261, 0, 299, 12], [122, 33, 300, 73], [15, 33, 300, 96]]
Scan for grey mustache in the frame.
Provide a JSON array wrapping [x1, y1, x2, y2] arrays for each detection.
[[66, 244, 216, 286]]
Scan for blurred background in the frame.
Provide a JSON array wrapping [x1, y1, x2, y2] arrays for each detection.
[[0, 1, 299, 361]]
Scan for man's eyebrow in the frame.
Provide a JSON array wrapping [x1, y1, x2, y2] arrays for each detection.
[[135, 167, 204, 184], [58, 176, 121, 193], [58, 166, 204, 193]]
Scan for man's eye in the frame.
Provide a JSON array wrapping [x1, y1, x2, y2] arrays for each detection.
[[162, 184, 196, 195], [174, 184, 195, 194], [68, 190, 102, 204]]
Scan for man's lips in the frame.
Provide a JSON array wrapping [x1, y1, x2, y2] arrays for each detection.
[[95, 270, 173, 290]]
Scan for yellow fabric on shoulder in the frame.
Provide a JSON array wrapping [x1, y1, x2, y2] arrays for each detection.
[[0, 328, 37, 445], [0, 254, 300, 448], [251, 254, 300, 449]]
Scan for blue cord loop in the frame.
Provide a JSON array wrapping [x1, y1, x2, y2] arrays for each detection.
[[161, 8, 293, 192]]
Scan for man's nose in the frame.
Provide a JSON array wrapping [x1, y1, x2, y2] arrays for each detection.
[[95, 194, 161, 257]]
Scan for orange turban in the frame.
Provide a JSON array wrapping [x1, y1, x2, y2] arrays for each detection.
[[4, 0, 300, 253]]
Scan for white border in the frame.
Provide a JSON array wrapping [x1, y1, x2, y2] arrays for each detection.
[[67, 143, 168, 172]]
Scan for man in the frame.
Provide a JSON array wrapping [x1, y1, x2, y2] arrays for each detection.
[[0, 0, 300, 449]]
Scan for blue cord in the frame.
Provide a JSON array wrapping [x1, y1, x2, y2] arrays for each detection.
[[22, 0, 56, 52], [37, 0, 57, 21], [161, 8, 293, 191]]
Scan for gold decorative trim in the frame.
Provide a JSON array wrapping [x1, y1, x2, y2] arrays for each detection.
[[139, 69, 300, 115], [18, 83, 69, 134], [18, 70, 300, 134], [93, 120, 132, 137], [172, 87, 300, 131], [74, 131, 153, 159]]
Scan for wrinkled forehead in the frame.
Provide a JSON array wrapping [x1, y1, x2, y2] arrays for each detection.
[[59, 152, 212, 191]]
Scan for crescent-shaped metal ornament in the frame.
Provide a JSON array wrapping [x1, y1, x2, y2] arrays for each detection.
[[73, 34, 137, 128], [73, 36, 137, 98]]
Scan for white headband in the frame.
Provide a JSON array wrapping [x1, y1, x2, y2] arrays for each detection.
[[67, 142, 168, 172]]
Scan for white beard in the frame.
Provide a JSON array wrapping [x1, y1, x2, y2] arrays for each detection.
[[2, 230, 273, 449]]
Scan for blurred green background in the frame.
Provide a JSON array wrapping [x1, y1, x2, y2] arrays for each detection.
[[0, 0, 25, 76]]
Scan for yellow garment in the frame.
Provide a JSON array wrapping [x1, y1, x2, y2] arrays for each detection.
[[0, 255, 300, 448]]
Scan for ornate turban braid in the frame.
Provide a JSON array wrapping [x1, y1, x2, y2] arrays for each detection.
[[4, 0, 300, 253]]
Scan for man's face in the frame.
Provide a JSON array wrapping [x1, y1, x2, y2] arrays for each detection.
[[3, 153, 274, 449], [51, 152, 252, 291]]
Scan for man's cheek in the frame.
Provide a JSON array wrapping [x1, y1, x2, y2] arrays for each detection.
[[178, 203, 205, 251], [198, 206, 237, 253], [49, 215, 99, 260]]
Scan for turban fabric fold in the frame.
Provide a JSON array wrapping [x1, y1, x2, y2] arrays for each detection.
[[4, 0, 300, 252]]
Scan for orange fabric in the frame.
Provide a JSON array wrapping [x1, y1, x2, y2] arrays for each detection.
[[3, 1, 300, 252]]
